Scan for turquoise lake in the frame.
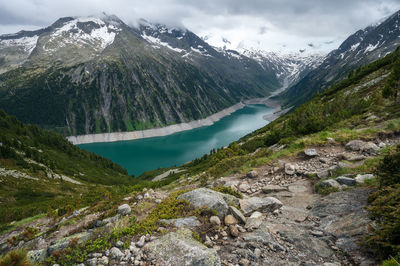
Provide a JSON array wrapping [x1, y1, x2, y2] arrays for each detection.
[[79, 104, 273, 176]]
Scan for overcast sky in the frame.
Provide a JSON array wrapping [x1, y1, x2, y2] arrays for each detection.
[[1, 0, 400, 54]]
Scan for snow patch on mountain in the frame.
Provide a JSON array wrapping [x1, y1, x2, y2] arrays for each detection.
[[0, 35, 39, 54], [240, 48, 325, 86], [44, 17, 120, 53], [142, 33, 185, 53]]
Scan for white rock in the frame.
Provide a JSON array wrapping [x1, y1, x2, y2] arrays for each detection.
[[284, 163, 297, 175], [136, 235, 146, 248], [210, 216, 221, 226], [355, 174, 375, 184], [118, 204, 131, 215], [110, 247, 124, 259], [304, 149, 318, 157]]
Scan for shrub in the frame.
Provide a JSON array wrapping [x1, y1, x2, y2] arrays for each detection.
[[364, 145, 400, 260], [212, 185, 243, 199], [377, 145, 400, 187], [0, 249, 31, 266]]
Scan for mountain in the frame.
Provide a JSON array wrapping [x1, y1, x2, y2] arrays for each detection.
[[0, 14, 280, 136], [239, 49, 325, 88], [279, 9, 400, 106]]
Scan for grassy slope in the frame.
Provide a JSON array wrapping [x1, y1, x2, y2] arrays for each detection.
[[0, 110, 135, 226]]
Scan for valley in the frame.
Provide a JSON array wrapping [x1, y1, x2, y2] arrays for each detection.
[[79, 104, 274, 176], [0, 5, 400, 266]]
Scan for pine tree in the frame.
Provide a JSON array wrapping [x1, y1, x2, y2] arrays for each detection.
[[383, 58, 400, 104]]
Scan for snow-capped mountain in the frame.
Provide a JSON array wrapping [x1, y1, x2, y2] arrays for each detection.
[[239, 49, 326, 87], [280, 9, 400, 106], [0, 14, 279, 136]]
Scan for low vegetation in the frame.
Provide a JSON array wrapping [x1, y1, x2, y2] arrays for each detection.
[[364, 145, 400, 261]]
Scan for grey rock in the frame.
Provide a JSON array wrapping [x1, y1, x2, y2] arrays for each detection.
[[345, 140, 365, 151], [320, 179, 340, 188], [178, 188, 239, 218], [110, 247, 124, 259], [247, 170, 258, 178], [378, 142, 386, 148], [238, 182, 250, 193], [210, 216, 221, 226], [86, 258, 97, 266], [243, 228, 285, 251], [160, 216, 200, 228], [355, 174, 375, 184], [118, 204, 131, 215], [254, 248, 261, 258], [27, 249, 47, 263], [116, 240, 124, 247], [262, 185, 287, 193], [336, 176, 356, 186], [284, 163, 297, 175], [304, 149, 318, 157], [362, 142, 380, 154], [229, 206, 246, 224], [98, 256, 109, 265], [312, 188, 376, 265], [136, 235, 146, 248], [48, 231, 93, 254], [317, 170, 330, 179], [245, 211, 263, 229], [146, 228, 221, 266], [96, 214, 120, 227], [311, 230, 324, 237], [239, 197, 283, 216]]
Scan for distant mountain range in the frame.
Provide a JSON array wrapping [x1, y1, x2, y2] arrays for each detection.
[[279, 10, 400, 106], [0, 14, 282, 136]]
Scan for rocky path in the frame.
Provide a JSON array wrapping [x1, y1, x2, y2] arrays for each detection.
[[2, 134, 399, 265]]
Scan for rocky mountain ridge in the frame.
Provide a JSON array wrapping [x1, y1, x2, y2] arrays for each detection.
[[280, 9, 400, 106], [238, 49, 326, 87]]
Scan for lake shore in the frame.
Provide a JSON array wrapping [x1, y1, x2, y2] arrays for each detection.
[[67, 97, 283, 145]]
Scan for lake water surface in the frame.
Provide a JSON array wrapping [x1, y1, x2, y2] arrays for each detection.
[[79, 104, 273, 176]]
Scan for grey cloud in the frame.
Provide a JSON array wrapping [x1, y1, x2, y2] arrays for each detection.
[[0, 0, 399, 52]]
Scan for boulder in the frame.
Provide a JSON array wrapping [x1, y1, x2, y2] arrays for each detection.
[[245, 211, 263, 230], [229, 206, 246, 224], [320, 179, 341, 188], [224, 215, 238, 226], [317, 170, 330, 179], [209, 216, 221, 226], [117, 204, 131, 215], [145, 228, 221, 266], [345, 140, 365, 151], [284, 163, 297, 175], [262, 185, 287, 193], [362, 142, 379, 154], [238, 182, 250, 193], [246, 170, 258, 178], [178, 188, 238, 218], [136, 235, 146, 248], [159, 216, 200, 228], [336, 176, 356, 186], [48, 231, 93, 254], [98, 256, 109, 265], [27, 249, 47, 263], [110, 247, 124, 259], [239, 197, 283, 216], [355, 174, 375, 184], [304, 149, 318, 157]]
